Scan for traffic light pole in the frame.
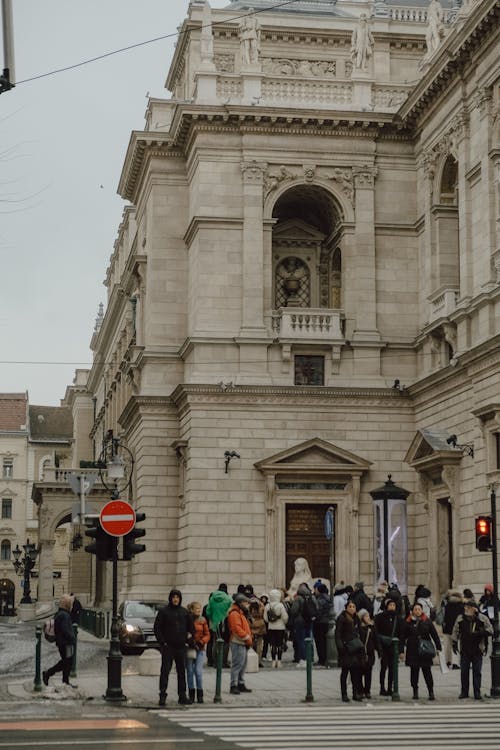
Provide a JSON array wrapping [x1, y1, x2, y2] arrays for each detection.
[[104, 537, 126, 703], [490, 486, 500, 698]]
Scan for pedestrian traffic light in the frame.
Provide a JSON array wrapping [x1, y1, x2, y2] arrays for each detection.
[[475, 515, 492, 552], [122, 512, 146, 560], [84, 518, 116, 561]]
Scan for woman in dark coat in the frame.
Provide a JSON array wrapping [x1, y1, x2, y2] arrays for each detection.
[[335, 600, 364, 702], [402, 602, 441, 700], [358, 608, 376, 698]]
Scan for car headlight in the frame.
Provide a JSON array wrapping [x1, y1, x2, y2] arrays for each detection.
[[124, 623, 141, 634]]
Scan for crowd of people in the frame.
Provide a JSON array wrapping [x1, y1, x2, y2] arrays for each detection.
[[42, 581, 498, 706]]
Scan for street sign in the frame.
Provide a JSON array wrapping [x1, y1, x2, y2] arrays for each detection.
[[100, 499, 135, 537], [68, 472, 97, 496], [71, 501, 97, 523], [324, 508, 334, 540]]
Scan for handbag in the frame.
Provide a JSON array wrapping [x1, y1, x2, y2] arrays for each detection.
[[186, 647, 197, 660], [345, 637, 364, 655], [417, 637, 436, 658], [378, 634, 393, 648]]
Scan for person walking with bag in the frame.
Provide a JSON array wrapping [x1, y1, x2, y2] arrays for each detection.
[[264, 588, 288, 667], [402, 602, 441, 700], [43, 594, 76, 688], [186, 601, 210, 704], [335, 600, 364, 702]]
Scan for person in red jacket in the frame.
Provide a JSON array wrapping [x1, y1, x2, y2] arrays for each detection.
[[186, 601, 210, 703], [227, 594, 253, 695]]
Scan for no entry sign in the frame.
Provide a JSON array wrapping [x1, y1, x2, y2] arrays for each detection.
[[100, 499, 135, 537]]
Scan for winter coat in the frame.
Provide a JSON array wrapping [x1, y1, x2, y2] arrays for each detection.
[[227, 603, 252, 646], [315, 592, 333, 625], [442, 592, 464, 635], [333, 592, 348, 619], [54, 607, 76, 649], [350, 589, 373, 617], [402, 613, 441, 667], [479, 593, 500, 624], [192, 615, 210, 651], [264, 588, 289, 630], [414, 586, 435, 619], [249, 605, 267, 638], [335, 610, 364, 668], [359, 621, 376, 668], [374, 609, 403, 654], [452, 612, 493, 656], [154, 589, 193, 649], [290, 583, 317, 629]]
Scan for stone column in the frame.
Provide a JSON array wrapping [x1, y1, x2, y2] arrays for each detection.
[[264, 475, 277, 592], [36, 539, 55, 612], [475, 88, 496, 291], [352, 165, 379, 341]]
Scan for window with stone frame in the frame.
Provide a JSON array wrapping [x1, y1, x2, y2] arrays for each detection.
[[2, 458, 13, 478], [0, 540, 11, 561], [1, 498, 12, 519], [294, 355, 325, 386]]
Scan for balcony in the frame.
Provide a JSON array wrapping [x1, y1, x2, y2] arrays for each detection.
[[272, 307, 344, 342], [428, 288, 459, 324]]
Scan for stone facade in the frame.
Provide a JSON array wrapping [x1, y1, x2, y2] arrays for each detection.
[[79, 0, 499, 606]]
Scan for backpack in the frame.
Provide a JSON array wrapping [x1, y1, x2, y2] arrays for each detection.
[[302, 595, 317, 622], [43, 618, 56, 643], [267, 604, 280, 623]]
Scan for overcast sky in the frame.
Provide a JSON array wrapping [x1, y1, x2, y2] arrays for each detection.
[[0, 0, 228, 406]]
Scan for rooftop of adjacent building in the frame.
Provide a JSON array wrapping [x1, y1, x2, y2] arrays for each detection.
[[0, 393, 28, 432], [28, 405, 73, 442]]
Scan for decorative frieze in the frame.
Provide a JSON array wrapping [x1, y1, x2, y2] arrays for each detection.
[[262, 79, 352, 106], [261, 57, 337, 78], [264, 165, 297, 196]]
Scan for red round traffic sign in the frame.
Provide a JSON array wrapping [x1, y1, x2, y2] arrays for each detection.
[[100, 499, 135, 537]]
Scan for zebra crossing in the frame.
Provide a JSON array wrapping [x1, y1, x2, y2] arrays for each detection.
[[159, 704, 500, 749]]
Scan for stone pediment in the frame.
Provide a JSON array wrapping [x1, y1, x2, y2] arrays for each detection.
[[405, 428, 464, 473], [255, 437, 371, 477], [273, 219, 326, 244], [0, 525, 15, 536]]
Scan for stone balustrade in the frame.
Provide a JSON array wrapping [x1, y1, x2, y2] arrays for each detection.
[[272, 307, 344, 341], [429, 288, 459, 322]]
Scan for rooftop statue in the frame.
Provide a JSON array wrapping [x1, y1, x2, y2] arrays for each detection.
[[426, 0, 446, 55], [351, 14, 374, 72], [239, 14, 261, 67]]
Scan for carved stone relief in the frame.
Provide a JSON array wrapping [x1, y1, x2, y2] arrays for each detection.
[[262, 57, 337, 78], [214, 54, 235, 73]]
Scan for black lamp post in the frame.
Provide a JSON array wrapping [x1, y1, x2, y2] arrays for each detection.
[[98, 430, 134, 703], [12, 539, 38, 604], [489, 485, 500, 698]]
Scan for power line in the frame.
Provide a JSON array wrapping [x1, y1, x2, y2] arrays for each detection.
[[16, 0, 302, 86]]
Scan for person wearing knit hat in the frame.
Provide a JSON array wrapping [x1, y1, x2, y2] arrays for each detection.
[[374, 597, 403, 696], [479, 584, 499, 633], [452, 599, 493, 699]]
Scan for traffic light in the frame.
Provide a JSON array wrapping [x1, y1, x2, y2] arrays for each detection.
[[123, 512, 146, 560], [84, 518, 116, 561], [475, 515, 492, 552]]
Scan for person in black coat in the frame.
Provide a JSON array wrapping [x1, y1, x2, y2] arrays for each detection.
[[402, 602, 441, 700], [358, 608, 376, 698], [335, 600, 364, 702], [350, 582, 373, 617], [154, 589, 194, 706], [313, 583, 331, 667], [43, 594, 76, 687], [441, 589, 463, 668], [374, 597, 403, 696]]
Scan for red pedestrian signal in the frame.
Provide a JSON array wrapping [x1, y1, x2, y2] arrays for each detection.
[[475, 515, 492, 552]]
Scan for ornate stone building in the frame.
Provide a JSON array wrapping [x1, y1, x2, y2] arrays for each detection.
[[73, 0, 499, 605]]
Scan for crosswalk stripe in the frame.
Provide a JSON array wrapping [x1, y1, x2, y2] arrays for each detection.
[[159, 704, 500, 749]]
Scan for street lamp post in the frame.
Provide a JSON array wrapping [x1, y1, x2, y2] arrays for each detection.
[[98, 430, 134, 703], [12, 539, 38, 604], [489, 485, 500, 698]]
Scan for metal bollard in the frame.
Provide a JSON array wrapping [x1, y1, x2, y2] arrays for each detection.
[[304, 637, 314, 702], [70, 624, 78, 678], [391, 637, 400, 701], [34, 626, 42, 692], [326, 623, 337, 668], [214, 637, 224, 704]]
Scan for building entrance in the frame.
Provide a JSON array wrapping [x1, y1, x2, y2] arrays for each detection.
[[285, 503, 334, 589], [0, 578, 15, 616]]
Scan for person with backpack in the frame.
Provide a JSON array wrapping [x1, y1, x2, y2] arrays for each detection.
[[290, 582, 317, 668], [42, 594, 76, 688], [414, 585, 436, 621], [264, 588, 288, 667]]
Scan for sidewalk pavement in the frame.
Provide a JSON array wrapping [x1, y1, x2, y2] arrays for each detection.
[[7, 628, 480, 708]]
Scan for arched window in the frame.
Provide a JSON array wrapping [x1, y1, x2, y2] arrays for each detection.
[[1, 540, 11, 561], [434, 154, 460, 290]]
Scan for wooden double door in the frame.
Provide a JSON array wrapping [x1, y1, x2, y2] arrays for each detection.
[[285, 503, 334, 589]]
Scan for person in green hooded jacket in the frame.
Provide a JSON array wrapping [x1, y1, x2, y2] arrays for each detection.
[[205, 583, 233, 667]]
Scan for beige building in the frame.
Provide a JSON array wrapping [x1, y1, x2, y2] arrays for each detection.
[[36, 0, 500, 608], [0, 393, 73, 614]]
